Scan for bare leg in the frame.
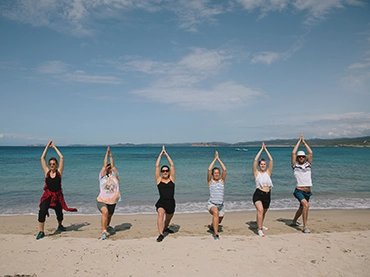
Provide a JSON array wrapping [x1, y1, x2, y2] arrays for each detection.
[[209, 206, 220, 235], [157, 208, 165, 235], [100, 206, 109, 233], [164, 213, 174, 230], [293, 206, 303, 222], [39, 222, 45, 232], [301, 199, 310, 227], [254, 201, 265, 230]]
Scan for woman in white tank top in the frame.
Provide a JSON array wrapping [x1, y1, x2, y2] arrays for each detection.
[[252, 142, 273, 237]]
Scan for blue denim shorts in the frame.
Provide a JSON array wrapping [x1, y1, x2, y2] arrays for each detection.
[[293, 188, 312, 206]]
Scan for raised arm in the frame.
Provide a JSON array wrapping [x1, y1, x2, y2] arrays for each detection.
[[109, 148, 120, 181], [100, 146, 110, 178], [155, 146, 165, 184], [217, 153, 227, 182], [207, 152, 218, 183], [301, 136, 313, 164], [51, 141, 64, 174], [163, 147, 175, 182], [263, 142, 274, 175], [40, 140, 52, 175], [253, 145, 263, 178], [291, 134, 303, 166]]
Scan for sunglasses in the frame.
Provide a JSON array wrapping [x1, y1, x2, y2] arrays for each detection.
[[297, 156, 305, 158], [49, 162, 56, 166], [161, 169, 169, 173]]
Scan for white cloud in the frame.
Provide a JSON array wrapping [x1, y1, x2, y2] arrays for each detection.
[[348, 60, 370, 69], [307, 112, 370, 138], [131, 81, 262, 110], [0, 0, 226, 36], [341, 71, 370, 91], [115, 47, 263, 110], [235, 0, 290, 13], [37, 60, 69, 74], [251, 35, 305, 64], [293, 0, 366, 27], [251, 51, 281, 65], [165, 0, 224, 32], [36, 60, 122, 84]]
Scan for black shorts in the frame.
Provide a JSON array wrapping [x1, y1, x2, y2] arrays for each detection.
[[97, 201, 117, 215], [155, 199, 176, 214], [252, 189, 271, 209]]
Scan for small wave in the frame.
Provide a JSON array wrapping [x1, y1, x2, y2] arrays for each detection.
[[1, 197, 369, 215]]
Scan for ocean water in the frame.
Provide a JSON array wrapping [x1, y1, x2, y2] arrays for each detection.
[[0, 146, 369, 215]]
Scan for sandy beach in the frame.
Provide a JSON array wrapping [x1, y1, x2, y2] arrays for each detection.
[[1, 209, 369, 277]]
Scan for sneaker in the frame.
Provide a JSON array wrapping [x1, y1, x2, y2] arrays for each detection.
[[302, 227, 311, 233], [36, 231, 45, 240], [156, 234, 164, 242], [262, 226, 269, 231], [163, 228, 174, 234], [107, 226, 116, 234], [100, 232, 109, 240], [290, 221, 301, 227], [213, 234, 220, 240], [57, 225, 67, 232], [258, 229, 265, 237]]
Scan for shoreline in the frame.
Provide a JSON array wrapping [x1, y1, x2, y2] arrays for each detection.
[[1, 209, 369, 277]]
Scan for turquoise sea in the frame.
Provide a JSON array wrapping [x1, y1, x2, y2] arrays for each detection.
[[1, 146, 370, 215]]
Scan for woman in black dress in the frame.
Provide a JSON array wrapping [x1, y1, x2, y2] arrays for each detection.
[[155, 146, 176, 242]]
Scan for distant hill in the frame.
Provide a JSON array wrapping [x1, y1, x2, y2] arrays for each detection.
[[108, 136, 370, 147], [25, 136, 370, 147]]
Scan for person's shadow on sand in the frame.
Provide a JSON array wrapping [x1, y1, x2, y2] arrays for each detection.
[[114, 223, 132, 233], [51, 222, 90, 236], [206, 224, 223, 234], [276, 218, 301, 230], [245, 221, 258, 235]]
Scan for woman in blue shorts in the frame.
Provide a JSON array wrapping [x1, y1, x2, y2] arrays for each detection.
[[291, 133, 313, 233]]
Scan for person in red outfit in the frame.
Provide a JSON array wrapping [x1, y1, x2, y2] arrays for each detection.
[[37, 140, 77, 240]]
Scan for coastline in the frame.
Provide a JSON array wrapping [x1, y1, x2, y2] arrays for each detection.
[[1, 209, 370, 277]]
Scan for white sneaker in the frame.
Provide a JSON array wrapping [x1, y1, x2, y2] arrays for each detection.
[[258, 229, 265, 237], [302, 227, 311, 233], [100, 232, 109, 240]]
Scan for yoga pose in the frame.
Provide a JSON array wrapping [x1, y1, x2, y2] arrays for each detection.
[[97, 146, 121, 240], [207, 151, 227, 240], [291, 133, 313, 233], [155, 146, 176, 242], [37, 140, 77, 240], [252, 142, 273, 237]]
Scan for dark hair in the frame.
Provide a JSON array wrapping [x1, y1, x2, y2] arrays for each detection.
[[212, 167, 220, 175], [48, 157, 58, 166], [258, 158, 266, 165], [161, 165, 169, 171]]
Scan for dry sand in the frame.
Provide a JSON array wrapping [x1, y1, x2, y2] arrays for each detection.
[[1, 209, 369, 277]]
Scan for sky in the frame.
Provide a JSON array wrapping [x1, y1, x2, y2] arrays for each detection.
[[0, 0, 369, 146]]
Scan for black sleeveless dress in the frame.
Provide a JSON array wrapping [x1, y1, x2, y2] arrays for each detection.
[[155, 180, 176, 214]]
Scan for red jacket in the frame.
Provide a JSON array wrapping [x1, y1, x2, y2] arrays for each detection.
[[39, 171, 77, 214]]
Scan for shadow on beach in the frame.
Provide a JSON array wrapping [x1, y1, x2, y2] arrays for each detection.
[[114, 222, 132, 232], [50, 222, 90, 236], [245, 221, 258, 235], [206, 224, 223, 234], [276, 218, 301, 230]]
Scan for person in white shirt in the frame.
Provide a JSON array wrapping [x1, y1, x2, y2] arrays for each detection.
[[252, 142, 273, 237]]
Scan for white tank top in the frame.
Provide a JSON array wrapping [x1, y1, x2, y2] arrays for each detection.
[[255, 172, 273, 189]]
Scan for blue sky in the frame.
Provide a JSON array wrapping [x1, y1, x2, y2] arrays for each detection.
[[0, 0, 369, 146]]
